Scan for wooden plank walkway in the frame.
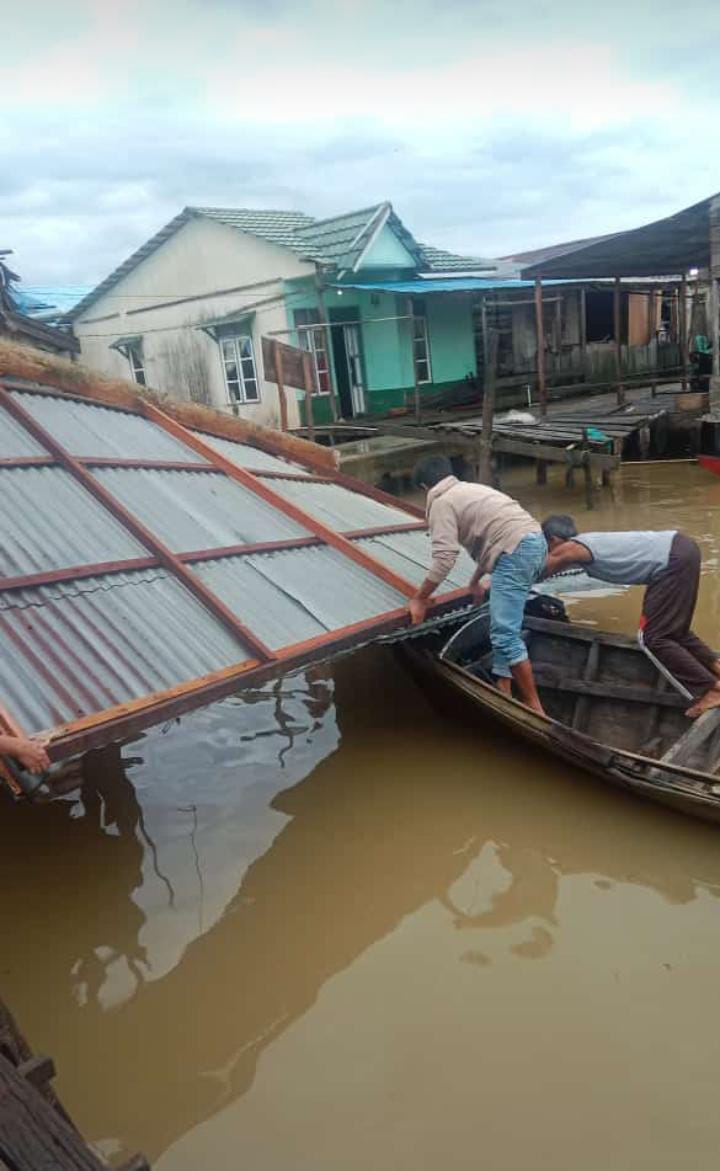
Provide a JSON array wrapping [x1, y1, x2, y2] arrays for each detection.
[[431, 393, 669, 458], [0, 998, 150, 1171]]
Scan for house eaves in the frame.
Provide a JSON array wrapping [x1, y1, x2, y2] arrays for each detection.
[[0, 340, 469, 793], [68, 207, 316, 322]]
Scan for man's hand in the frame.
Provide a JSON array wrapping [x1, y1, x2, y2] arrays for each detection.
[[9, 737, 50, 775], [408, 596, 429, 626], [469, 571, 490, 604], [470, 581, 488, 604]]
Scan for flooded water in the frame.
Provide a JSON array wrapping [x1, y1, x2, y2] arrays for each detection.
[[3, 461, 720, 1170]]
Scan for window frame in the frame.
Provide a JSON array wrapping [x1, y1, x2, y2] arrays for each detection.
[[219, 334, 261, 405], [294, 309, 331, 395], [125, 342, 146, 386]]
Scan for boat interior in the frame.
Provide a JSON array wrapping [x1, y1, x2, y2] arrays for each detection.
[[439, 609, 720, 776]]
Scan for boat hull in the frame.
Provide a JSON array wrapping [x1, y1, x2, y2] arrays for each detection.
[[698, 454, 720, 477], [398, 617, 720, 826]]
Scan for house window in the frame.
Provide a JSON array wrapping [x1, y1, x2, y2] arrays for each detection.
[[411, 300, 432, 384], [220, 335, 260, 404], [126, 342, 146, 386], [294, 309, 331, 393], [585, 290, 616, 343]]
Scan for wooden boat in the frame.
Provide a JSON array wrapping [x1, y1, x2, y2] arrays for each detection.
[[698, 417, 720, 477], [698, 454, 720, 477], [398, 604, 720, 824]]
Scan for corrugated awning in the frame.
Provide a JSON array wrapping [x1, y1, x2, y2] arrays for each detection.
[[520, 193, 716, 280], [0, 344, 470, 786]]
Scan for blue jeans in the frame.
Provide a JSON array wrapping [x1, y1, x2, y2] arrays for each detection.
[[490, 532, 548, 678]]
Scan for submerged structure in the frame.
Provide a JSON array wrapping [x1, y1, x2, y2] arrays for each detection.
[[0, 342, 472, 794]]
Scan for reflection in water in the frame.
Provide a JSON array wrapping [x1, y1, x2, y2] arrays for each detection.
[[2, 464, 720, 1168]]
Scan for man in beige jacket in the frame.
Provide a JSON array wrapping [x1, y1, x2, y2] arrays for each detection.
[[408, 456, 547, 714]]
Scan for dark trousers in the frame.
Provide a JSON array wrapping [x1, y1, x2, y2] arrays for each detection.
[[641, 533, 718, 698]]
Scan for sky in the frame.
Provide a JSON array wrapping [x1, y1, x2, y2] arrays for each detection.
[[3, 0, 720, 287]]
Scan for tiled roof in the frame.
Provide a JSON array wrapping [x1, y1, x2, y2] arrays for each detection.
[[70, 202, 496, 319], [0, 344, 463, 786], [291, 203, 389, 267], [193, 207, 316, 248], [418, 244, 496, 273]]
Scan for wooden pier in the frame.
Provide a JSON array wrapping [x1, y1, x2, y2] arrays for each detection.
[[0, 998, 149, 1171], [300, 381, 706, 508]]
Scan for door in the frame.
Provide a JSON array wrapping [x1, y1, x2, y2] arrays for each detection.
[[343, 324, 366, 415], [329, 308, 367, 418]]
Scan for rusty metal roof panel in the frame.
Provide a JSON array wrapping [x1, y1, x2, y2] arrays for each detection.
[[11, 391, 209, 463], [356, 529, 476, 588], [0, 404, 46, 457], [0, 466, 147, 576], [262, 477, 415, 531], [192, 545, 406, 649], [191, 430, 312, 475], [0, 570, 249, 734], [91, 466, 309, 551]]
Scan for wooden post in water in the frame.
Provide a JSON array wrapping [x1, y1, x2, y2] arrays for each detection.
[[582, 428, 595, 510], [479, 308, 497, 485], [680, 275, 689, 391], [709, 196, 720, 413], [614, 277, 625, 405], [534, 277, 547, 416], [579, 286, 587, 380], [648, 286, 658, 395]]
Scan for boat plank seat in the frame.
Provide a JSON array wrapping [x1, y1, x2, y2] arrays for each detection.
[[531, 666, 688, 709], [659, 708, 720, 773]]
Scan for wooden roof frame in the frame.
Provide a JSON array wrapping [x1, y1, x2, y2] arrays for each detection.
[[0, 352, 469, 776]]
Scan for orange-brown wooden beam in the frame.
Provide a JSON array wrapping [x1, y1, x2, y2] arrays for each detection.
[[0, 384, 276, 664], [142, 401, 422, 599]]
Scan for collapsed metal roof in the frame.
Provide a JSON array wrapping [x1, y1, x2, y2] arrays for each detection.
[[0, 345, 469, 785]]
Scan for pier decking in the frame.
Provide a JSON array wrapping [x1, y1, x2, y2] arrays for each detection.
[[0, 998, 150, 1170]]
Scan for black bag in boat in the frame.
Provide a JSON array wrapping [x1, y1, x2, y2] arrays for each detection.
[[523, 593, 568, 623]]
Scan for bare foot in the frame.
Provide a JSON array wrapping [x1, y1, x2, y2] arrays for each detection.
[[527, 699, 547, 717], [686, 684, 720, 718], [496, 677, 512, 696]]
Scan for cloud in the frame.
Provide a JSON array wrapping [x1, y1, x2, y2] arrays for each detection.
[[3, 0, 720, 283]]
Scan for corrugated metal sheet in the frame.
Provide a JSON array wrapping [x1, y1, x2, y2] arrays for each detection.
[[11, 391, 209, 463], [0, 570, 249, 733], [92, 466, 309, 551], [0, 466, 146, 576], [192, 545, 406, 649], [356, 530, 476, 588], [263, 477, 415, 531], [191, 430, 311, 475], [0, 405, 46, 457]]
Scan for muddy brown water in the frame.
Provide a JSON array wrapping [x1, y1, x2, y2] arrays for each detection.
[[3, 462, 720, 1170]]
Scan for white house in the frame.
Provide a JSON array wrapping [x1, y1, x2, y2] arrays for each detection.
[[69, 203, 495, 428]]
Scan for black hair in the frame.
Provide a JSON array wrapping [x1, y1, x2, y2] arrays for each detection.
[[542, 514, 578, 543], [413, 455, 453, 490]]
